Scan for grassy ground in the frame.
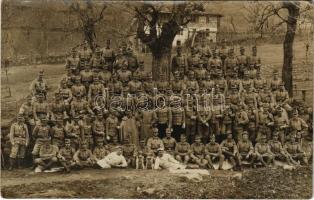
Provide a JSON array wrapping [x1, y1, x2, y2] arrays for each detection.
[[1, 166, 312, 198]]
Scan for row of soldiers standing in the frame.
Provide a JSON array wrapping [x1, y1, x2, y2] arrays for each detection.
[[8, 39, 312, 171]]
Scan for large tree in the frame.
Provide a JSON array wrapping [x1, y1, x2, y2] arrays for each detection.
[[247, 1, 312, 96], [134, 2, 204, 80], [67, 0, 107, 52]]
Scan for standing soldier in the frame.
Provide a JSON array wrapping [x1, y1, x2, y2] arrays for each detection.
[[185, 71, 199, 94], [257, 103, 274, 141], [80, 62, 94, 92], [133, 61, 147, 82], [237, 132, 255, 169], [50, 92, 68, 122], [237, 46, 249, 79], [290, 109, 308, 139], [190, 135, 208, 168], [270, 69, 282, 92], [93, 113, 106, 143], [187, 47, 200, 71], [102, 39, 115, 72], [105, 111, 119, 142], [156, 74, 170, 94], [138, 104, 157, 141], [78, 41, 92, 69], [207, 49, 222, 76], [81, 115, 94, 149], [143, 73, 156, 95], [99, 63, 112, 86], [214, 70, 228, 94], [70, 93, 93, 118], [65, 116, 83, 150], [224, 48, 238, 79], [90, 47, 105, 71], [30, 70, 49, 98], [65, 48, 79, 71], [170, 102, 185, 142], [171, 46, 187, 78], [71, 76, 87, 98], [9, 114, 29, 170], [32, 117, 51, 162], [33, 93, 50, 123], [228, 72, 243, 92], [58, 79, 73, 111], [88, 76, 105, 102], [273, 106, 289, 144], [171, 71, 186, 95], [254, 71, 267, 90], [218, 39, 228, 67], [108, 73, 123, 95], [257, 86, 275, 109], [185, 99, 197, 143], [205, 135, 224, 170], [210, 94, 224, 140], [200, 72, 215, 94], [221, 133, 238, 170], [128, 74, 143, 95], [126, 48, 138, 73], [58, 139, 76, 173], [221, 101, 235, 142], [194, 60, 207, 82], [175, 134, 191, 164], [162, 128, 176, 155], [234, 105, 249, 141], [51, 118, 65, 149], [248, 46, 261, 72], [246, 103, 259, 144], [255, 135, 273, 167], [155, 99, 171, 139], [19, 95, 35, 132], [274, 83, 291, 111], [241, 71, 254, 92], [117, 62, 132, 88], [197, 99, 211, 143]]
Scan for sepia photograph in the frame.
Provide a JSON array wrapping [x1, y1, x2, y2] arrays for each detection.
[[1, 0, 313, 198]]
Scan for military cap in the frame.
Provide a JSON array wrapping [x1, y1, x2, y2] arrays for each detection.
[[71, 48, 77, 53], [240, 46, 245, 50], [113, 145, 123, 151], [37, 93, 44, 98], [195, 135, 202, 139], [260, 135, 267, 139], [17, 113, 24, 119], [174, 71, 180, 76], [153, 127, 159, 132], [293, 109, 299, 115], [39, 70, 44, 75], [252, 46, 257, 50], [64, 138, 71, 143], [273, 131, 279, 136], [73, 115, 80, 120], [273, 69, 279, 75], [229, 48, 234, 53], [210, 134, 215, 139], [180, 134, 186, 138], [157, 148, 164, 152], [41, 117, 48, 121], [166, 128, 173, 133], [242, 131, 248, 136], [95, 47, 102, 53], [80, 140, 88, 145], [43, 137, 51, 142]]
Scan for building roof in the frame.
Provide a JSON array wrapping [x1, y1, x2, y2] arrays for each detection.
[[160, 10, 223, 17]]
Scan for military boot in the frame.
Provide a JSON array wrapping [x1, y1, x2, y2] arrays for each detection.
[[17, 158, 24, 169]]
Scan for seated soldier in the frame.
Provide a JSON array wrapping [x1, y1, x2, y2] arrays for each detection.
[[162, 128, 176, 155], [255, 135, 273, 167], [175, 134, 191, 164], [122, 137, 137, 168], [147, 128, 164, 155], [190, 135, 208, 168], [73, 140, 95, 168], [284, 134, 308, 165], [268, 131, 291, 165], [221, 133, 239, 170], [97, 146, 128, 169], [93, 138, 110, 161], [237, 132, 256, 170], [106, 136, 120, 152], [34, 137, 59, 172], [154, 148, 186, 170], [58, 139, 76, 173], [205, 135, 224, 170]]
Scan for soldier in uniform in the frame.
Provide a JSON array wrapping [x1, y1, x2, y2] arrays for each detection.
[[200, 72, 215, 94], [51, 118, 65, 148], [93, 138, 110, 161], [80, 62, 94, 92], [32, 117, 51, 162], [58, 138, 76, 173], [81, 114, 94, 149], [128, 73, 143, 95], [117, 61, 132, 88], [90, 47, 105, 71], [19, 95, 35, 133], [214, 70, 228, 94], [105, 111, 119, 142], [218, 39, 228, 66], [194, 60, 207, 82], [210, 94, 224, 140], [246, 102, 259, 144], [237, 46, 249, 79], [257, 85, 275, 108], [187, 47, 200, 71], [274, 82, 292, 111], [9, 114, 29, 170], [92, 113, 105, 143], [34, 138, 59, 172], [70, 93, 93, 118], [234, 105, 249, 141], [237, 132, 255, 169], [255, 135, 273, 167], [221, 101, 235, 142], [73, 140, 95, 168], [268, 132, 291, 164], [88, 76, 105, 102], [241, 71, 254, 92], [108, 73, 123, 95], [254, 71, 267, 90], [270, 69, 282, 92], [290, 109, 308, 138], [221, 133, 238, 169], [170, 101, 185, 142], [33, 93, 50, 123], [257, 103, 274, 141], [65, 48, 79, 71], [162, 128, 176, 155], [228, 72, 243, 92], [185, 71, 199, 94], [171, 46, 187, 78], [171, 71, 186, 95], [185, 99, 197, 144], [65, 116, 83, 150], [99, 63, 112, 86], [71, 76, 87, 98], [102, 39, 115, 72], [205, 135, 224, 170], [133, 61, 147, 82], [122, 137, 137, 167], [197, 99, 211, 143], [78, 41, 92, 69], [126, 48, 138, 73], [224, 48, 238, 79], [143, 73, 156, 95], [248, 46, 261, 72], [155, 98, 171, 139], [156, 74, 170, 94], [190, 135, 208, 168], [58, 79, 73, 111], [273, 106, 289, 144], [207, 49, 222, 76], [175, 134, 190, 164], [284, 134, 308, 165], [30, 70, 49, 98], [50, 92, 68, 122], [147, 128, 164, 155]]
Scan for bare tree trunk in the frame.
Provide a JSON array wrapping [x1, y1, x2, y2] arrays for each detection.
[[152, 50, 171, 81], [282, 2, 300, 97]]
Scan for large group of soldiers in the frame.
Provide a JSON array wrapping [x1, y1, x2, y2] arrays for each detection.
[[8, 39, 313, 172]]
